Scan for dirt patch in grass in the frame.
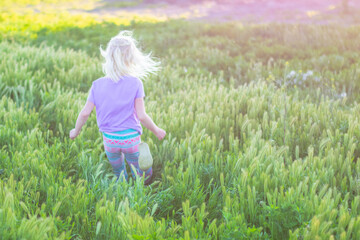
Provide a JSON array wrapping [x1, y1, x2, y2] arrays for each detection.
[[88, 0, 360, 24]]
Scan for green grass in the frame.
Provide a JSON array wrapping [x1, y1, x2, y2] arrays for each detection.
[[99, 0, 143, 9], [1, 7, 360, 240]]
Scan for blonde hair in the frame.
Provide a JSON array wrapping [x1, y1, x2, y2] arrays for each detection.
[[100, 30, 160, 82]]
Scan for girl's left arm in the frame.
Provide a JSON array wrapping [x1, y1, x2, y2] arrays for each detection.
[[69, 101, 95, 140]]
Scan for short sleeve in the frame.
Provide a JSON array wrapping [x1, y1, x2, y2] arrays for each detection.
[[135, 80, 145, 99], [87, 83, 95, 104]]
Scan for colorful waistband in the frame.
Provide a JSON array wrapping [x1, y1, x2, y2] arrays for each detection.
[[102, 129, 140, 140]]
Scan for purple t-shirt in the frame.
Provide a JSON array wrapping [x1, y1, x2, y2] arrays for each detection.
[[87, 76, 145, 134]]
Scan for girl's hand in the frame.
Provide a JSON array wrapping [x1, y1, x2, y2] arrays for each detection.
[[69, 129, 79, 140], [155, 127, 166, 140]]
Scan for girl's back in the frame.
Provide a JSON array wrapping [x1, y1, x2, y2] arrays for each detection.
[[88, 76, 145, 134]]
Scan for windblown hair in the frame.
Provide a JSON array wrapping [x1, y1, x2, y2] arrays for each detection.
[[100, 31, 160, 82]]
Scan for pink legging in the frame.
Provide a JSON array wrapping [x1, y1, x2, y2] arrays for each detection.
[[102, 130, 152, 184]]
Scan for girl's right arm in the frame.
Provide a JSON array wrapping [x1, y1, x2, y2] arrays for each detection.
[[135, 98, 166, 140]]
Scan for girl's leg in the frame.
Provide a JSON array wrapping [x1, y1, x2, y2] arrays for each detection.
[[122, 137, 153, 184], [103, 134, 128, 181], [105, 150, 128, 181]]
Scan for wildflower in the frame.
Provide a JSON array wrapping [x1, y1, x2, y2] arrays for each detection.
[[332, 84, 336, 89], [287, 70, 296, 78], [340, 92, 347, 98], [285, 61, 289, 65]]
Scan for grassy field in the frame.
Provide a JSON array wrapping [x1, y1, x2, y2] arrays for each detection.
[[1, 1, 360, 239]]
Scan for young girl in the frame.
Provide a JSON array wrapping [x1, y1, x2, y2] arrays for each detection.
[[69, 31, 166, 184]]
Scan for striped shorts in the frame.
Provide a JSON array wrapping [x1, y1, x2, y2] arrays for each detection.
[[102, 129, 152, 184]]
